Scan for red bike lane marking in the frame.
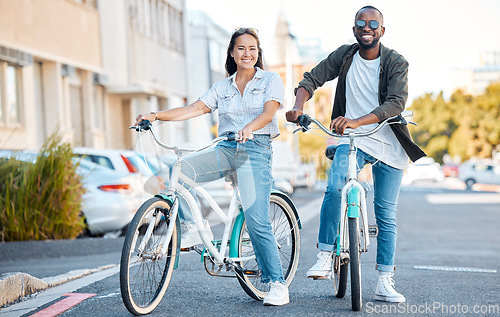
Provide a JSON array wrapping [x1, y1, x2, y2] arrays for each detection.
[[29, 293, 96, 317]]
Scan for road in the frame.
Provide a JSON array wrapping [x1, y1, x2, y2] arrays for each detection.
[[1, 183, 500, 316]]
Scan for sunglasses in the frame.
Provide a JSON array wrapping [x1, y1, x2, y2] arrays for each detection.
[[355, 20, 382, 30], [233, 27, 259, 36]]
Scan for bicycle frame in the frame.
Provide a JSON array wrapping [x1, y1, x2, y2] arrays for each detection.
[[136, 124, 256, 266], [337, 134, 370, 258], [297, 111, 414, 258]]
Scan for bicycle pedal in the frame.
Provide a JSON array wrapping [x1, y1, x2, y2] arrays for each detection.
[[368, 225, 378, 237], [312, 275, 331, 280], [243, 270, 260, 276]]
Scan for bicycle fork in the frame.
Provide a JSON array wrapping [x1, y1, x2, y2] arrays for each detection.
[[337, 140, 370, 257]]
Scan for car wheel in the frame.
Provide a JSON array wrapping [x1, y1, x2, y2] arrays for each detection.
[[465, 178, 475, 190]]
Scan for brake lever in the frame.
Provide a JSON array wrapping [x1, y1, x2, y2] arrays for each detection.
[[297, 114, 311, 132], [129, 120, 151, 132]]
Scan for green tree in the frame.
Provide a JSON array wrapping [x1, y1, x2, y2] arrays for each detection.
[[410, 83, 500, 162]]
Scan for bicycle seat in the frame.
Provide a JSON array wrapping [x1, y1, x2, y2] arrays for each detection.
[[325, 145, 337, 160]]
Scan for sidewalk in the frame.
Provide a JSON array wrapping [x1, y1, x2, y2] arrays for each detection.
[[0, 237, 123, 308]]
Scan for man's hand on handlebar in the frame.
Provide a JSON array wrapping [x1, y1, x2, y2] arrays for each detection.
[[330, 116, 361, 135], [285, 109, 304, 123]]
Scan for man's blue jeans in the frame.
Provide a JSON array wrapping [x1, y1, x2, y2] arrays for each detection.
[[318, 144, 404, 272], [180, 135, 285, 283]]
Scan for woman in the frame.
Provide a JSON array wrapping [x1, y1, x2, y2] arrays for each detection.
[[135, 28, 288, 306]]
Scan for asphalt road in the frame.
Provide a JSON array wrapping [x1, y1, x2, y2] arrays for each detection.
[[1, 184, 500, 316]]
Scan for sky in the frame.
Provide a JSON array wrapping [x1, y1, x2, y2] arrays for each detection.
[[186, 0, 500, 103]]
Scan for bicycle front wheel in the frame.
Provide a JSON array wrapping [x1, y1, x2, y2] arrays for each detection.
[[333, 254, 348, 298], [120, 197, 179, 315], [348, 217, 362, 311], [237, 193, 301, 300]]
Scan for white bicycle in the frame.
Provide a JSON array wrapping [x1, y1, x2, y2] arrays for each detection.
[[296, 111, 414, 311], [119, 120, 301, 315]]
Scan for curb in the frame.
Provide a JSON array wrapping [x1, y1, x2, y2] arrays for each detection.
[[0, 264, 116, 307]]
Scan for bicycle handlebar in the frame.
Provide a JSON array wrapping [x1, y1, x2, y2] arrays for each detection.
[[296, 110, 415, 138], [130, 120, 250, 154]]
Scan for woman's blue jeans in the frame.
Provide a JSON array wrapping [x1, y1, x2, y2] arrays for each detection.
[[180, 135, 285, 284], [319, 144, 403, 272]]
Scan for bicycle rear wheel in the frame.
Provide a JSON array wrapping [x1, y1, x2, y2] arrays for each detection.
[[236, 193, 300, 300], [348, 217, 362, 311], [120, 197, 179, 315]]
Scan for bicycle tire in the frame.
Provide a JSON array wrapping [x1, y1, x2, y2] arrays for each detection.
[[120, 197, 179, 315], [236, 193, 300, 300], [333, 254, 348, 298], [348, 217, 362, 311]]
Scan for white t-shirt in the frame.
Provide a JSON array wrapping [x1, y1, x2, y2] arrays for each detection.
[[339, 51, 409, 169]]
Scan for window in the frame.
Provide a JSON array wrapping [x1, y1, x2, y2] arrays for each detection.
[[0, 61, 22, 126], [144, 0, 151, 37], [161, 3, 170, 44], [6, 65, 20, 123], [93, 84, 105, 130], [169, 6, 184, 50], [130, 0, 184, 51], [0, 68, 3, 122]]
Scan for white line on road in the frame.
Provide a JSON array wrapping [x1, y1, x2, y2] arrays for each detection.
[[414, 265, 497, 273], [296, 197, 323, 225], [425, 193, 500, 205]]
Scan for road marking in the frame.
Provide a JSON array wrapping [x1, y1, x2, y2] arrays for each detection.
[[296, 197, 323, 225], [425, 193, 500, 204], [29, 293, 96, 317], [414, 265, 497, 273], [0, 265, 119, 317]]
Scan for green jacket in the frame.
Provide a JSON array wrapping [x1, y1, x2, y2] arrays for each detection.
[[297, 43, 426, 162]]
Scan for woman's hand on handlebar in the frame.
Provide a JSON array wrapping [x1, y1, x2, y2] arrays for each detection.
[[134, 112, 156, 126], [238, 126, 254, 144]]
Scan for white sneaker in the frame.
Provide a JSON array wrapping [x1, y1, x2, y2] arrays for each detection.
[[180, 220, 213, 248], [375, 273, 406, 303], [263, 282, 289, 306], [306, 251, 333, 278]]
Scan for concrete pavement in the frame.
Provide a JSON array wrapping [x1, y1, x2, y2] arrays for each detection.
[[0, 193, 325, 309], [0, 237, 124, 308]]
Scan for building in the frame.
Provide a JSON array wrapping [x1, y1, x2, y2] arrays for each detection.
[[0, 0, 103, 150], [452, 51, 500, 96], [100, 0, 190, 150], [186, 10, 230, 143], [0, 0, 196, 152]]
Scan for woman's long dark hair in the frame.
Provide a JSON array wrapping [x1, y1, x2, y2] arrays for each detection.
[[225, 28, 264, 76]]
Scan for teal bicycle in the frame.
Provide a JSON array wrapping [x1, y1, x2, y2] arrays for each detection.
[[120, 120, 301, 315], [296, 111, 413, 311]]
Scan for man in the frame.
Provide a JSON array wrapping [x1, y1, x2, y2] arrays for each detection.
[[286, 6, 425, 303]]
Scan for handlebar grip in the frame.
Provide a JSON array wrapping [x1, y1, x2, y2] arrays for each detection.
[[131, 119, 151, 132], [297, 114, 311, 131]]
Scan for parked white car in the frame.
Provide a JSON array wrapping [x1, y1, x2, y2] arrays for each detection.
[[295, 163, 316, 189], [459, 161, 500, 189], [76, 160, 146, 235], [402, 157, 444, 184], [0, 150, 145, 236], [73, 147, 153, 177], [137, 152, 233, 207]]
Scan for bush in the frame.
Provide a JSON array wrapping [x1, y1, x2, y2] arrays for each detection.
[[0, 134, 85, 241]]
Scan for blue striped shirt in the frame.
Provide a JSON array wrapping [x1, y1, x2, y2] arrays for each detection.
[[199, 67, 284, 137]]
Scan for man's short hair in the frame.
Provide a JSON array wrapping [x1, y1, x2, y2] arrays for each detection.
[[355, 5, 384, 21]]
